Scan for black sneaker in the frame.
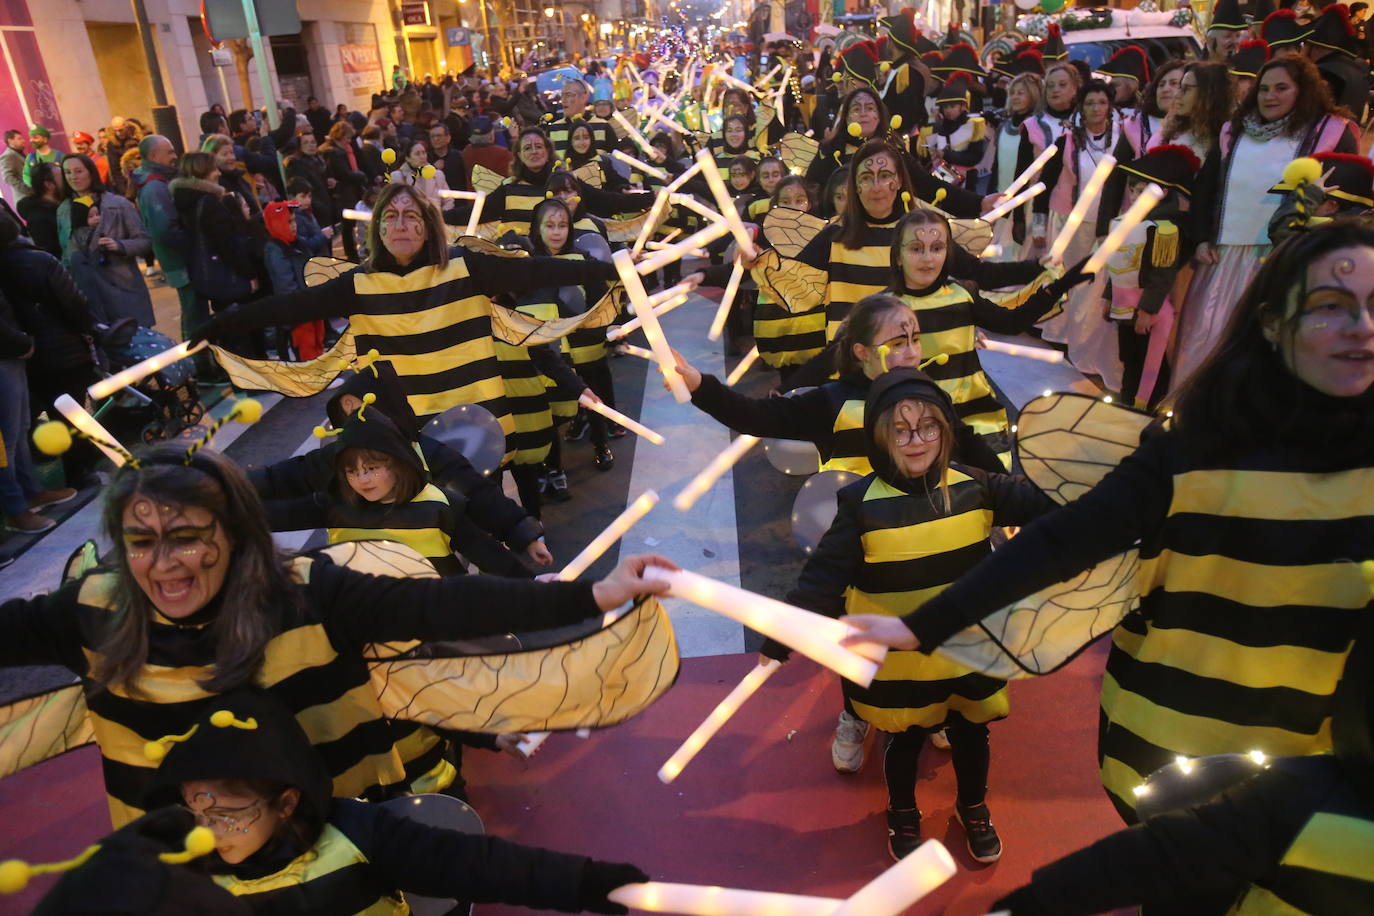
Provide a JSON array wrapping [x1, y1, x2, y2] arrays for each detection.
[[885, 808, 921, 861], [565, 414, 590, 441], [594, 446, 615, 471], [546, 470, 572, 502], [956, 802, 1003, 863]]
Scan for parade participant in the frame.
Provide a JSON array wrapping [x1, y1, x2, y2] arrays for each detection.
[[769, 368, 1056, 862], [710, 114, 759, 181], [547, 78, 613, 160], [841, 223, 1374, 823], [191, 183, 619, 433], [1032, 79, 1139, 391], [727, 154, 761, 198], [0, 442, 670, 827], [921, 74, 987, 191], [389, 138, 453, 212], [1204, 0, 1249, 62], [1260, 9, 1312, 55], [887, 208, 1091, 465], [878, 9, 938, 131], [546, 169, 611, 243], [820, 165, 850, 219], [750, 156, 786, 215], [986, 61, 1046, 258], [147, 689, 649, 914], [1156, 61, 1233, 159], [1306, 4, 1369, 121], [1123, 59, 1183, 152], [1010, 59, 1080, 250], [1268, 152, 1374, 243], [22, 124, 61, 188], [749, 175, 824, 378], [1227, 39, 1270, 103], [561, 122, 628, 193], [1178, 54, 1357, 386], [57, 152, 156, 328]]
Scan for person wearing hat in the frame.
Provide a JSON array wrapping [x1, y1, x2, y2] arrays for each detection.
[[1306, 3, 1369, 121], [22, 124, 61, 189], [145, 689, 650, 914], [1124, 60, 1185, 153], [462, 114, 514, 179], [69, 130, 111, 185], [920, 73, 987, 190], [1206, 0, 1251, 61], [1227, 38, 1271, 101], [1039, 23, 1068, 62], [1100, 144, 1201, 409], [766, 361, 1057, 863], [1098, 45, 1151, 112], [878, 9, 938, 131], [1268, 152, 1374, 242], [1260, 8, 1314, 52]]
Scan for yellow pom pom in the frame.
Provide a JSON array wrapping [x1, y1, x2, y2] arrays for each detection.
[[184, 827, 216, 857], [381, 148, 397, 165], [831, 72, 843, 83], [143, 740, 168, 762], [362, 392, 377, 405], [932, 353, 949, 365], [210, 709, 234, 728], [1283, 157, 1321, 188], [879, 61, 891, 74], [847, 122, 863, 138], [890, 115, 903, 131], [541, 113, 554, 122], [902, 191, 912, 206], [420, 164, 436, 180], [312, 425, 330, 439], [32, 421, 72, 457], [231, 399, 262, 424], [0, 860, 30, 894]]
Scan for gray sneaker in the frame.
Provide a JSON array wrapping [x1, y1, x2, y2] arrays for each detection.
[[831, 710, 870, 773]]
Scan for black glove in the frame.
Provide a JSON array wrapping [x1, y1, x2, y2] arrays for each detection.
[[1045, 256, 1093, 299], [991, 885, 1052, 916], [759, 637, 793, 663], [576, 859, 650, 915], [186, 305, 241, 349]]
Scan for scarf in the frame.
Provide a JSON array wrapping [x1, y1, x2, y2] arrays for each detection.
[[1242, 112, 1291, 141]]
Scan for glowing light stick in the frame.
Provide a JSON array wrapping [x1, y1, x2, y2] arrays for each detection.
[[773, 64, 791, 125], [982, 182, 1046, 223], [54, 395, 128, 466], [635, 219, 732, 276], [606, 296, 691, 341], [613, 149, 670, 182], [828, 841, 958, 916], [608, 883, 840, 916], [342, 208, 372, 221], [695, 149, 757, 257], [438, 188, 488, 235], [617, 343, 657, 361], [665, 160, 703, 193], [632, 189, 674, 257], [754, 63, 781, 89], [640, 566, 886, 687], [514, 732, 549, 756], [1002, 142, 1059, 201], [1084, 183, 1166, 275], [674, 434, 760, 510], [713, 68, 762, 95], [658, 660, 779, 783], [708, 259, 747, 341], [579, 391, 666, 445], [89, 341, 208, 400], [725, 346, 760, 386], [612, 109, 659, 158], [980, 339, 1066, 363], [557, 491, 660, 581], [1047, 154, 1116, 265]]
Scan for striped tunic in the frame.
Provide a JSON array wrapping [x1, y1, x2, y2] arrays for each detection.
[[547, 115, 613, 160], [327, 484, 460, 577], [899, 284, 1009, 436], [486, 179, 547, 237], [797, 217, 902, 341]]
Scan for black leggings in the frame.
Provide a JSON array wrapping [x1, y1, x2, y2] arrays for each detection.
[[1117, 320, 1170, 409], [509, 464, 543, 519], [883, 717, 990, 812], [578, 357, 616, 449]]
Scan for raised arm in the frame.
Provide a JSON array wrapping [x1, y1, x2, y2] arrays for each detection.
[[462, 248, 616, 297], [0, 583, 92, 673], [688, 373, 837, 442], [191, 269, 359, 344]]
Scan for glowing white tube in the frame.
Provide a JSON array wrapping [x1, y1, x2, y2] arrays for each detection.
[[89, 341, 207, 400], [659, 660, 779, 784], [1002, 142, 1058, 201], [609, 882, 841, 916], [773, 64, 791, 124], [708, 259, 747, 341], [980, 338, 1066, 363], [635, 219, 732, 276], [1048, 155, 1116, 265], [1084, 183, 1166, 275], [982, 181, 1046, 223], [725, 346, 760, 387], [754, 63, 781, 89], [640, 566, 886, 687], [674, 434, 759, 511], [54, 395, 127, 466], [466, 190, 487, 235], [712, 68, 761, 95], [606, 285, 695, 340], [828, 841, 957, 916], [612, 249, 688, 404], [644, 228, 683, 249], [613, 109, 658, 158], [557, 491, 660, 581], [613, 149, 670, 182], [342, 208, 372, 221], [618, 343, 657, 361], [632, 189, 674, 258], [580, 391, 666, 445], [695, 149, 757, 256], [515, 732, 549, 757]]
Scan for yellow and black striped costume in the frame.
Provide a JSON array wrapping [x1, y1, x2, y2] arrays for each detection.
[[547, 115, 613, 161], [486, 178, 547, 238], [797, 217, 903, 341], [742, 196, 827, 369], [493, 331, 556, 467], [709, 137, 760, 181], [327, 483, 461, 577]]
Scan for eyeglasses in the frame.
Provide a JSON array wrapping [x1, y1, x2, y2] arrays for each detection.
[[180, 799, 264, 835], [857, 170, 899, 190], [345, 464, 389, 480], [892, 419, 942, 446]]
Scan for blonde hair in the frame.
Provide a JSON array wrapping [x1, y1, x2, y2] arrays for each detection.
[[872, 397, 953, 513]]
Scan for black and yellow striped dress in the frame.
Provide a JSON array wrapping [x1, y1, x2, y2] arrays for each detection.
[[797, 215, 903, 341], [487, 178, 547, 238], [326, 483, 462, 577], [749, 198, 828, 369], [708, 137, 760, 180], [547, 115, 613, 160], [492, 332, 556, 467]]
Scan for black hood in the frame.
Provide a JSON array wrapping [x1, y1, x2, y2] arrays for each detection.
[[145, 688, 333, 832], [863, 368, 961, 488], [334, 404, 426, 480], [325, 359, 421, 436]]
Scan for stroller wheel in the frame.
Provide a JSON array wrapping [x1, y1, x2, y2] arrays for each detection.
[[181, 399, 206, 427], [141, 420, 167, 444]]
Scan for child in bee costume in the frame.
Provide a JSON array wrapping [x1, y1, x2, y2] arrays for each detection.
[[145, 689, 648, 915], [1100, 145, 1200, 410]]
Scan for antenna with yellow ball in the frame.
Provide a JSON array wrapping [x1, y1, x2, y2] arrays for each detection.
[[920, 353, 949, 370], [184, 398, 262, 464], [0, 827, 215, 894]]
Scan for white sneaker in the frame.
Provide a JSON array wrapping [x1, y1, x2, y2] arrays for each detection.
[[929, 729, 951, 750], [831, 710, 870, 773]]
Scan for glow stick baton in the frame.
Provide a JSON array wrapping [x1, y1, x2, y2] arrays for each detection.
[[1084, 183, 1166, 274], [613, 109, 658, 158], [632, 189, 673, 257], [606, 294, 692, 340], [658, 660, 779, 783], [665, 160, 703, 193], [557, 490, 660, 581], [514, 732, 549, 757], [640, 566, 887, 687], [613, 149, 670, 182], [89, 341, 208, 399], [980, 338, 1066, 363], [773, 64, 791, 124], [618, 247, 691, 406], [580, 391, 665, 445], [754, 63, 781, 89], [609, 882, 841, 916], [695, 150, 757, 256], [671, 192, 730, 224], [982, 181, 1046, 223], [725, 346, 760, 386], [635, 219, 732, 276], [674, 434, 759, 510], [828, 841, 957, 916], [1047, 154, 1116, 265], [708, 259, 747, 341], [54, 395, 128, 466], [713, 68, 762, 95], [1002, 142, 1058, 201], [617, 343, 657, 360], [342, 208, 372, 221], [644, 227, 683, 248]]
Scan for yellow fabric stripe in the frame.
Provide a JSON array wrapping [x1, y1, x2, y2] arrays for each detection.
[[291, 683, 394, 747], [846, 583, 948, 616], [1229, 884, 1310, 916], [962, 407, 1011, 434], [107, 795, 144, 829], [1282, 813, 1374, 884], [255, 624, 340, 686], [754, 312, 828, 338], [329, 526, 452, 567], [214, 824, 368, 894], [332, 750, 409, 800], [1099, 754, 1150, 811], [87, 711, 162, 774], [1170, 468, 1374, 521], [350, 296, 491, 338], [1100, 668, 1334, 761], [391, 726, 455, 793], [851, 691, 1009, 732], [829, 279, 885, 304], [1140, 551, 1373, 611], [861, 508, 993, 561], [563, 339, 606, 364], [353, 261, 470, 293], [1117, 623, 1350, 694], [818, 454, 874, 474], [832, 398, 863, 432]]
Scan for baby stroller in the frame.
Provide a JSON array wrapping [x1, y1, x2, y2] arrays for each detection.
[[91, 318, 205, 444]]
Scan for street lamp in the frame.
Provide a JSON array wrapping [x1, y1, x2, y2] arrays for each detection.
[[544, 6, 555, 15]]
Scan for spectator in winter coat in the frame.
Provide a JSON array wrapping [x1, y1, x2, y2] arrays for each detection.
[[356, 124, 387, 184], [261, 200, 325, 359], [202, 134, 262, 219], [1, 129, 30, 201], [284, 134, 338, 229], [286, 178, 333, 256], [462, 116, 514, 178], [171, 152, 259, 314], [428, 123, 469, 192], [101, 117, 141, 196], [318, 122, 366, 260], [16, 161, 62, 257], [305, 96, 333, 141]]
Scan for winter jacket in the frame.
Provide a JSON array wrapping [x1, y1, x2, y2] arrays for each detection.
[[55, 191, 154, 327], [16, 195, 59, 257], [0, 239, 95, 372], [171, 177, 257, 292], [285, 154, 337, 226], [131, 160, 190, 288], [0, 285, 32, 359]]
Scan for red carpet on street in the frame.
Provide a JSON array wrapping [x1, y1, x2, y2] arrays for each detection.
[[0, 643, 1125, 914]]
